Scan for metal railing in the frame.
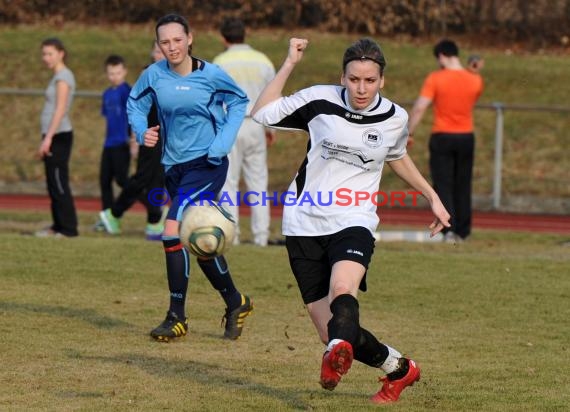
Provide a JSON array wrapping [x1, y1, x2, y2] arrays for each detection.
[[0, 88, 101, 98], [476, 102, 570, 208], [2, 88, 569, 210]]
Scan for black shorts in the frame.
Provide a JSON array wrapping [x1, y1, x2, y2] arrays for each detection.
[[285, 226, 375, 304]]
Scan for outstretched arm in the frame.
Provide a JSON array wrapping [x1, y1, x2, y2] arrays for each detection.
[[387, 154, 450, 236], [251, 38, 309, 116]]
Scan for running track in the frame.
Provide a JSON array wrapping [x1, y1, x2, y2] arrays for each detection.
[[1, 194, 569, 234]]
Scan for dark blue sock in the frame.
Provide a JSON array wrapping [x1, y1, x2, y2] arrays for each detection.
[[197, 255, 241, 310], [163, 236, 190, 319]]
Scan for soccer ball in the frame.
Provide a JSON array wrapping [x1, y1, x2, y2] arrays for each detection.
[[179, 203, 236, 258]]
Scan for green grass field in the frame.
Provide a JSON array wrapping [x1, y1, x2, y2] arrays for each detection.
[[0, 25, 569, 200], [1, 210, 569, 411]]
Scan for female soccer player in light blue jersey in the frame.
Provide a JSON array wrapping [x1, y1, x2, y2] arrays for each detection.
[[125, 14, 253, 342]]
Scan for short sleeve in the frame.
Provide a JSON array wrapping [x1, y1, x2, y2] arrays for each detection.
[[386, 107, 409, 162], [385, 128, 408, 162], [419, 72, 437, 100], [54, 69, 75, 90], [252, 87, 315, 131], [123, 83, 132, 104]]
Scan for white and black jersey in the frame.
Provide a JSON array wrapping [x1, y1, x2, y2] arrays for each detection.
[[253, 85, 408, 236]]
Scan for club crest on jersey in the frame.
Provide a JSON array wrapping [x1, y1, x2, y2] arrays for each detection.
[[362, 128, 383, 148]]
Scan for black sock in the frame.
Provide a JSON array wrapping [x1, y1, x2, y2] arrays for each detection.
[[327, 294, 360, 345], [163, 237, 189, 319], [353, 327, 390, 367], [197, 255, 241, 310], [387, 358, 409, 380]]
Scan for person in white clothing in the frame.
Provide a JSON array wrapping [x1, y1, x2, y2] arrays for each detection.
[[252, 37, 450, 404], [214, 17, 276, 246]]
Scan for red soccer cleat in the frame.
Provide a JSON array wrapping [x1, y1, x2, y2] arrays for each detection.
[[319, 340, 354, 390], [370, 358, 421, 404]]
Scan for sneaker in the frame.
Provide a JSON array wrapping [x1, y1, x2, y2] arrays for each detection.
[[221, 295, 253, 340], [268, 238, 286, 246], [34, 227, 64, 238], [370, 358, 421, 404], [150, 311, 188, 342], [92, 219, 106, 232], [319, 340, 354, 390], [443, 232, 464, 244], [145, 222, 163, 241], [99, 209, 121, 235], [253, 235, 268, 247]]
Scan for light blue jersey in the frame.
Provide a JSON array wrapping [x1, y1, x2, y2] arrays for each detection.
[[127, 58, 248, 168]]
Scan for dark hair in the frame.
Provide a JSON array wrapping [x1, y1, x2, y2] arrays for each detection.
[[155, 14, 192, 55], [41, 37, 67, 61], [104, 54, 126, 67], [342, 38, 386, 75], [433, 39, 459, 58], [220, 17, 245, 44]]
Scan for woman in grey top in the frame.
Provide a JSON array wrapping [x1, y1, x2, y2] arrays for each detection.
[[36, 38, 78, 237]]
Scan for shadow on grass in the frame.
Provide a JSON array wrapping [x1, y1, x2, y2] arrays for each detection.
[[80, 352, 320, 410], [0, 301, 132, 329]]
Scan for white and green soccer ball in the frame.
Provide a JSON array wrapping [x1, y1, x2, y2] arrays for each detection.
[[179, 204, 236, 258]]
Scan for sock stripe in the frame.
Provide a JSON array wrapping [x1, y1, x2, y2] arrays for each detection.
[[164, 244, 184, 253], [214, 256, 229, 274], [183, 247, 189, 279]]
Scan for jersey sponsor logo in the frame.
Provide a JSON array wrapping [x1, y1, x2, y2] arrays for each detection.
[[175, 85, 191, 91], [362, 128, 383, 148], [322, 139, 375, 165]]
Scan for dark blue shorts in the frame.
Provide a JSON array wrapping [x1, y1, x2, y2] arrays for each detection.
[[165, 155, 229, 221]]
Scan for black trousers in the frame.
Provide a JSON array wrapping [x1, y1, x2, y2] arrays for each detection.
[[43, 131, 78, 236], [99, 144, 130, 210], [112, 144, 164, 224], [429, 133, 475, 239]]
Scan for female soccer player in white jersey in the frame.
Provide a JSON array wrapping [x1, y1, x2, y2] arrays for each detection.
[[126, 14, 253, 342], [252, 38, 450, 403]]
